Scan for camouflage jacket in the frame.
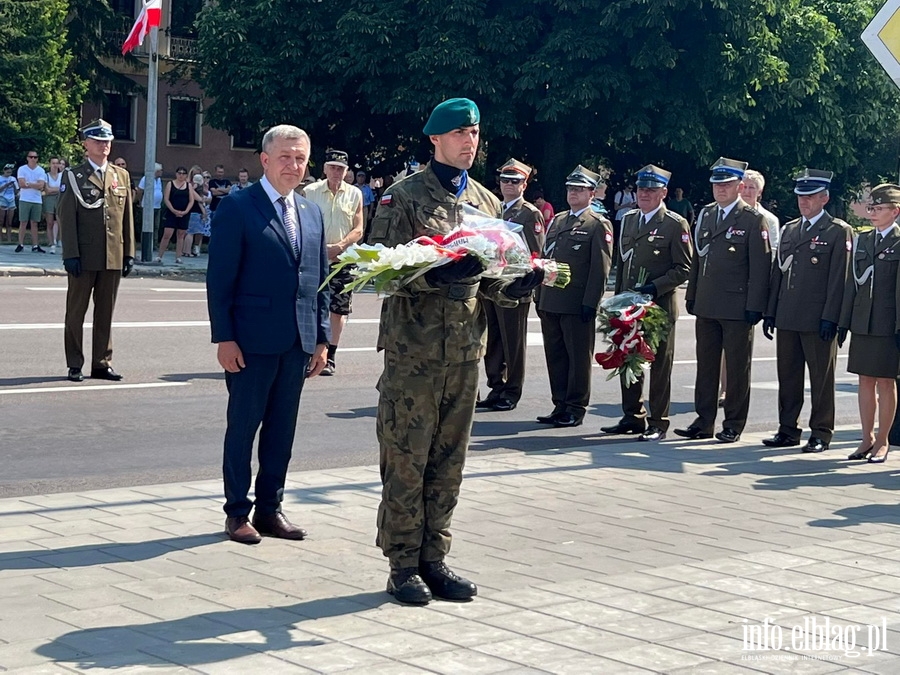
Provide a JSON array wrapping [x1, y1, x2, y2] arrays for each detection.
[[368, 162, 515, 363]]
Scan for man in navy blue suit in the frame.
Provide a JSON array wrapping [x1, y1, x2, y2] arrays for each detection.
[[207, 124, 331, 544]]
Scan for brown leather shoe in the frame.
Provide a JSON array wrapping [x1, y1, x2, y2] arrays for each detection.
[[225, 516, 261, 544], [252, 512, 308, 540]]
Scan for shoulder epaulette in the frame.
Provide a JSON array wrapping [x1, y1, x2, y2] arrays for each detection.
[[663, 210, 687, 224]]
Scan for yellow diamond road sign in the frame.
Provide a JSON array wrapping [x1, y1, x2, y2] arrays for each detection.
[[863, 0, 900, 89]]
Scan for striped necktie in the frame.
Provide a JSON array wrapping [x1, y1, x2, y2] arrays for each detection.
[[278, 196, 300, 257]]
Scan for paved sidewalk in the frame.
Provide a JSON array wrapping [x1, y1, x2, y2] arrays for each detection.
[[2, 428, 900, 673], [0, 244, 207, 277]]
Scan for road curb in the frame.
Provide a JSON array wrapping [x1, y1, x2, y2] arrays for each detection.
[[0, 266, 206, 279]]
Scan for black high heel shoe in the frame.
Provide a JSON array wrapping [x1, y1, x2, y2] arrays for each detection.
[[869, 447, 890, 464], [848, 445, 874, 460]]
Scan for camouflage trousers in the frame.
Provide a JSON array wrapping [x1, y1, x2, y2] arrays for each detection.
[[375, 351, 479, 568]]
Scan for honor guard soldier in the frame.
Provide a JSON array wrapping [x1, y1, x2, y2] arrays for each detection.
[[676, 157, 770, 443], [535, 165, 614, 428], [762, 169, 851, 453], [601, 165, 692, 441], [368, 98, 543, 605], [477, 158, 545, 411], [59, 119, 135, 383]]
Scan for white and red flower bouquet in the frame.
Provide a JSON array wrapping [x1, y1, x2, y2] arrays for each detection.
[[594, 284, 670, 387], [321, 204, 569, 294]]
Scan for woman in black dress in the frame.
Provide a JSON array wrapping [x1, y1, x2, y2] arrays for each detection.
[[841, 184, 900, 463], [156, 166, 194, 264]]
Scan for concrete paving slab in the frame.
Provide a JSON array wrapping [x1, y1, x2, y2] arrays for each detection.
[[2, 439, 900, 672]]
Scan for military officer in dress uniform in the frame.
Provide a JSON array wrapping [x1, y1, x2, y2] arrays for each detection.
[[369, 98, 543, 605], [839, 184, 900, 464], [476, 158, 545, 411], [59, 119, 135, 382], [535, 165, 614, 428], [600, 165, 692, 441], [676, 158, 770, 443], [761, 169, 851, 453]]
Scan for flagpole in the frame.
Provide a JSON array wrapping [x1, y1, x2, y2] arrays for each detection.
[[140, 25, 159, 262]]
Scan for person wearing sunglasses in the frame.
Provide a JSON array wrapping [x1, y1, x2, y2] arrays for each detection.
[[839, 183, 900, 464], [16, 151, 47, 252]]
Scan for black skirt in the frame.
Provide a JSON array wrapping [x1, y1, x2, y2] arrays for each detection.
[[848, 333, 900, 378]]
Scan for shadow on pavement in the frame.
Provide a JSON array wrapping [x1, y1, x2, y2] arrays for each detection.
[[0, 376, 68, 387], [0, 533, 223, 570], [34, 591, 389, 669]]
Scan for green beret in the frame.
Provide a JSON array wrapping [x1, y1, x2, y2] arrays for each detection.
[[423, 98, 480, 135]]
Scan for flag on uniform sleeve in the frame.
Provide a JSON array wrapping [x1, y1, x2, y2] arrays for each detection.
[[122, 0, 162, 55]]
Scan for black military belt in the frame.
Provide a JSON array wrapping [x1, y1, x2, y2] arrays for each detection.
[[436, 282, 479, 300]]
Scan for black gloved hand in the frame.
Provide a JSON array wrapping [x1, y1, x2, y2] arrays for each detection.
[[819, 320, 837, 343], [580, 305, 596, 323], [424, 254, 485, 285], [634, 283, 657, 299], [685, 299, 694, 315], [63, 257, 81, 278], [762, 316, 775, 341], [122, 256, 134, 278], [837, 327, 848, 348], [745, 310, 763, 326], [503, 268, 544, 299]]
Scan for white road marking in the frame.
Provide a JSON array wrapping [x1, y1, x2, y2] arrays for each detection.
[[0, 382, 189, 396], [0, 321, 209, 330], [150, 288, 206, 292], [685, 375, 857, 396]]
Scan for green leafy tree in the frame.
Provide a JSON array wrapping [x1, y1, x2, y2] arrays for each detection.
[[0, 0, 84, 161], [195, 0, 900, 210]]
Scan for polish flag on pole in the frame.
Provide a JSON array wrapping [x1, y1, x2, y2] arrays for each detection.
[[122, 0, 162, 55]]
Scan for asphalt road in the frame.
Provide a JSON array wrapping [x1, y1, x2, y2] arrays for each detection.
[[0, 276, 862, 498]]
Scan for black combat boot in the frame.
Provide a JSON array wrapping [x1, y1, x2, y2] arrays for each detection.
[[387, 566, 432, 605], [419, 560, 477, 600]]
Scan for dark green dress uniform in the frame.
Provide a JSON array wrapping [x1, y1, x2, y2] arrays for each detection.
[[841, 224, 900, 378], [768, 179, 851, 445], [536, 167, 613, 425], [59, 155, 134, 373], [369, 161, 515, 569], [684, 189, 770, 436], [481, 194, 545, 407], [614, 205, 692, 432]]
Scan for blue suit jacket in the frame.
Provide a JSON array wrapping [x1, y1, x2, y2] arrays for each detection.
[[206, 181, 331, 355]]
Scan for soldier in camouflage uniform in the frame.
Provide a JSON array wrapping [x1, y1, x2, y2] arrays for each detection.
[[369, 98, 543, 605]]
